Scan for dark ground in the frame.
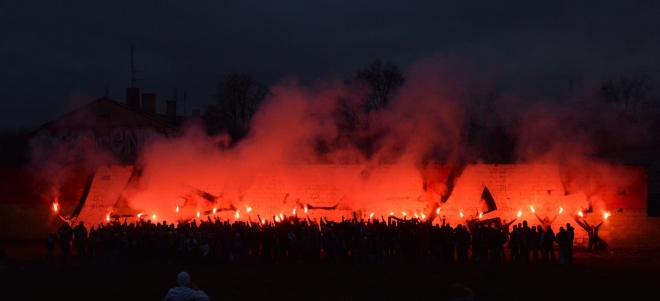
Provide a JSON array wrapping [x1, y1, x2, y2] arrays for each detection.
[[1, 239, 659, 301]]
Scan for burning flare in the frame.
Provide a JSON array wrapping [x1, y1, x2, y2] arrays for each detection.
[[530, 206, 535, 213], [293, 208, 296, 215], [559, 207, 563, 214], [106, 214, 110, 221], [460, 211, 464, 218], [275, 216, 281, 222], [53, 202, 58, 212], [436, 208, 440, 214], [197, 211, 200, 218], [478, 212, 483, 219], [421, 213, 426, 219], [578, 211, 583, 217], [152, 214, 156, 220], [390, 212, 394, 216], [370, 212, 374, 219], [517, 210, 522, 218], [137, 213, 143, 218], [176, 205, 179, 213], [246, 206, 252, 213], [402, 211, 406, 217], [603, 211, 611, 219], [235, 211, 240, 219], [212, 208, 217, 214], [304, 206, 308, 214], [279, 213, 284, 220]]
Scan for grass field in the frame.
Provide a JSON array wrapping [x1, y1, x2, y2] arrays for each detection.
[[1, 239, 659, 301]]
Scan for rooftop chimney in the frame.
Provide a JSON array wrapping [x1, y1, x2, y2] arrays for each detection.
[[141, 93, 156, 113], [125, 88, 140, 108], [166, 100, 176, 117]]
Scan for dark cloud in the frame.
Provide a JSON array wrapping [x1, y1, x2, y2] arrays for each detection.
[[2, 1, 660, 130]]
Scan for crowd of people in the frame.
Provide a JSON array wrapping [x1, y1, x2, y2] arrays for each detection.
[[49, 213, 591, 266]]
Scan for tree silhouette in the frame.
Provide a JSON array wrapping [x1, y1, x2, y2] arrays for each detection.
[[205, 72, 268, 139], [337, 59, 404, 131], [601, 71, 655, 116]]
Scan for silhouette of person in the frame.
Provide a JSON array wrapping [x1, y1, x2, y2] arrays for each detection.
[[576, 219, 603, 253], [164, 271, 210, 301], [534, 212, 558, 230]]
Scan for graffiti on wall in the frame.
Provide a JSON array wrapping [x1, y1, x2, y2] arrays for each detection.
[[34, 127, 177, 160]]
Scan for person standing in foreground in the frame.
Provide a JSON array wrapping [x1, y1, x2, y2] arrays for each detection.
[[165, 271, 210, 301]]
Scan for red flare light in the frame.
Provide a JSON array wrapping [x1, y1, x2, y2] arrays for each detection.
[[212, 208, 217, 214], [530, 206, 535, 213], [293, 208, 296, 215], [603, 211, 611, 219], [235, 211, 240, 219], [460, 211, 464, 217], [304, 206, 308, 214], [517, 210, 522, 218], [53, 202, 58, 212], [370, 212, 374, 219], [478, 212, 483, 219], [137, 213, 143, 218], [390, 212, 394, 216], [197, 211, 200, 218], [176, 205, 179, 213], [152, 214, 156, 220], [559, 207, 563, 214], [106, 214, 110, 221], [436, 208, 440, 214], [246, 206, 252, 213], [275, 216, 281, 222], [578, 211, 583, 217]]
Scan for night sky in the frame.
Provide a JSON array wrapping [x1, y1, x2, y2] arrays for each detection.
[[2, 1, 659, 130]]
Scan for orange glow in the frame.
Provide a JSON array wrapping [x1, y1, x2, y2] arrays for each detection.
[[390, 212, 394, 216], [402, 211, 406, 216], [293, 208, 296, 215], [436, 208, 440, 214], [460, 211, 464, 217], [152, 214, 156, 220], [279, 213, 284, 220], [370, 212, 374, 219], [261, 219, 266, 224], [246, 206, 253, 213], [212, 207, 217, 214], [478, 212, 483, 219], [530, 206, 535, 213], [578, 211, 583, 217], [603, 211, 611, 219], [106, 214, 110, 221], [414, 213, 419, 219], [176, 205, 179, 213], [53, 202, 58, 212], [275, 216, 281, 222], [235, 211, 240, 219], [304, 206, 308, 214], [421, 213, 426, 219], [559, 207, 563, 214], [137, 212, 143, 218], [517, 210, 522, 217], [197, 211, 200, 218]]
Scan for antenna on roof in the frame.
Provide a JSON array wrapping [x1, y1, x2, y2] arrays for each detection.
[[183, 90, 187, 116], [130, 45, 146, 87]]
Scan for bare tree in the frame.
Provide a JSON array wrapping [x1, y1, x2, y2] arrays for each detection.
[[602, 72, 655, 116], [205, 72, 268, 139], [337, 60, 404, 131]]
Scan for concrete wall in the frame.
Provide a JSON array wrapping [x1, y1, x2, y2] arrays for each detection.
[[4, 163, 658, 249]]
